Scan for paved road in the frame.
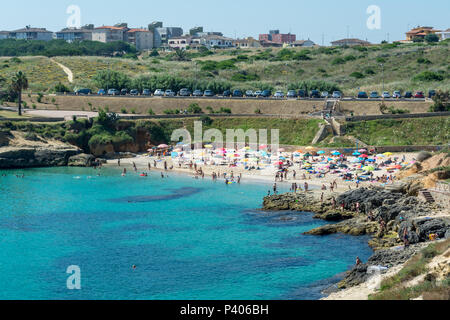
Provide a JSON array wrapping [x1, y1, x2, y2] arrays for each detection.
[[53, 93, 429, 102]]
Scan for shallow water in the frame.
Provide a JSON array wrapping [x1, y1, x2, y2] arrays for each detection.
[[0, 167, 372, 300]]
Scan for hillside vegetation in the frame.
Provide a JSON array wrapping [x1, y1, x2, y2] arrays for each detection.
[[0, 41, 449, 95]]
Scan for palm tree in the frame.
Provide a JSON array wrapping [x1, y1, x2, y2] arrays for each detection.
[[11, 71, 28, 116]]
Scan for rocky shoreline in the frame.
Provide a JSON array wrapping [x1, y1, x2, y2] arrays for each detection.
[[262, 184, 450, 296]]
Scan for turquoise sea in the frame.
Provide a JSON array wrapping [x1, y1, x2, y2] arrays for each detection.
[[0, 167, 372, 300]]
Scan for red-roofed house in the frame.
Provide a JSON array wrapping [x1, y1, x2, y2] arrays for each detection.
[[405, 26, 441, 41], [92, 26, 128, 43]]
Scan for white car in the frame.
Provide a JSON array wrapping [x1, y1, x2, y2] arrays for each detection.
[[274, 91, 285, 98], [165, 90, 176, 97], [254, 91, 263, 97], [154, 89, 164, 96]]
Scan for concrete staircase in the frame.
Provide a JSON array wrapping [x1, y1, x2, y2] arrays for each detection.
[[420, 190, 435, 203]]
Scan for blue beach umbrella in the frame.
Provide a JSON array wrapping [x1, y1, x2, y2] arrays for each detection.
[[353, 152, 361, 156], [332, 152, 341, 156], [318, 151, 325, 154]]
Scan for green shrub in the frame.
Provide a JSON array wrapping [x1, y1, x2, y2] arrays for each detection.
[[413, 71, 444, 82], [187, 103, 203, 114], [331, 57, 345, 65], [147, 108, 155, 115], [350, 72, 365, 79]]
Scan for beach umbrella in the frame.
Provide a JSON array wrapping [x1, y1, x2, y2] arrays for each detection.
[[171, 152, 179, 157], [353, 152, 361, 156], [394, 165, 402, 169], [295, 149, 303, 153], [205, 144, 213, 148], [384, 152, 393, 156], [303, 153, 312, 157], [376, 154, 385, 158], [317, 151, 325, 154], [158, 144, 169, 149], [176, 142, 184, 145], [363, 166, 375, 171], [259, 145, 267, 149], [332, 151, 341, 156], [305, 146, 315, 150], [358, 149, 367, 153], [366, 158, 376, 162], [360, 154, 369, 158], [278, 148, 286, 152], [279, 156, 286, 160]]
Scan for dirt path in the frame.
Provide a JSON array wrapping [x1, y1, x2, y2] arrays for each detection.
[[50, 59, 74, 83]]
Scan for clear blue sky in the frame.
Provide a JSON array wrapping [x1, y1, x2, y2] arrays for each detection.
[[1, 0, 449, 45]]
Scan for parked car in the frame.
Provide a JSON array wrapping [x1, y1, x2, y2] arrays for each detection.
[[261, 90, 272, 98], [165, 90, 176, 97], [97, 89, 106, 96], [358, 91, 368, 99], [193, 90, 203, 97], [232, 90, 243, 97], [204, 90, 215, 97], [108, 89, 120, 96], [142, 89, 151, 96], [310, 90, 320, 98], [382, 91, 390, 99], [287, 90, 298, 98], [414, 91, 425, 99], [120, 89, 128, 95], [179, 88, 191, 97], [130, 89, 139, 96], [222, 90, 232, 97], [254, 91, 263, 97], [245, 90, 254, 97], [75, 88, 91, 95], [321, 91, 329, 99], [404, 91, 413, 98], [274, 91, 285, 98], [332, 91, 342, 99], [154, 89, 164, 96], [298, 90, 307, 98], [392, 91, 402, 98], [428, 90, 436, 99], [369, 91, 380, 99]]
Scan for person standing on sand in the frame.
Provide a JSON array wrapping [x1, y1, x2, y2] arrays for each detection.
[[148, 163, 151, 171], [304, 182, 308, 192], [321, 192, 324, 203], [293, 170, 296, 180], [118, 159, 121, 167], [273, 183, 277, 195]]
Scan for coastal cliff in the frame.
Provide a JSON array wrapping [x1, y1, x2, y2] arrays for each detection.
[[0, 130, 80, 168], [262, 182, 450, 298]]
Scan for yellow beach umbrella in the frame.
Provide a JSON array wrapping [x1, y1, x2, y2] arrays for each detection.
[[384, 152, 393, 156]]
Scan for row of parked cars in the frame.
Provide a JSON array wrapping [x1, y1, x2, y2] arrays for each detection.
[[356, 90, 434, 99], [74, 88, 436, 99]]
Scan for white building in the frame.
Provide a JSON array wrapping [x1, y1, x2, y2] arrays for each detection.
[[436, 28, 450, 41], [291, 39, 315, 47], [192, 35, 233, 49]]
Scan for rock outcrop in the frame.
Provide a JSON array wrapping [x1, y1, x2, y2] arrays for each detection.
[[68, 153, 95, 167], [0, 145, 80, 168]]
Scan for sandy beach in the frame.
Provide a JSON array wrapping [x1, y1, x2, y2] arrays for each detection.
[[105, 151, 420, 195]]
